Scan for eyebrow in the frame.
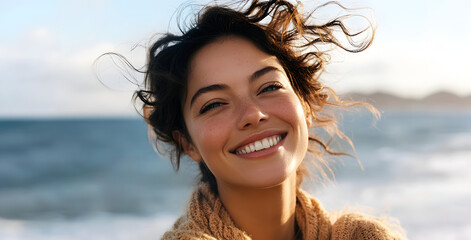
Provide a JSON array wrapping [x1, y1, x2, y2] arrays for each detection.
[[190, 84, 228, 106], [249, 66, 281, 82], [190, 66, 281, 107]]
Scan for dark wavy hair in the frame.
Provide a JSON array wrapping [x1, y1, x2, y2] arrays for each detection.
[[126, 0, 377, 193]]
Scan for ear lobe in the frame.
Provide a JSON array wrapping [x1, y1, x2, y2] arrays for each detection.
[[172, 131, 202, 162]]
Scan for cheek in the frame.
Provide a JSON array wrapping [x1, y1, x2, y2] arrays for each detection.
[[270, 94, 310, 154], [268, 94, 308, 126], [191, 116, 232, 156]]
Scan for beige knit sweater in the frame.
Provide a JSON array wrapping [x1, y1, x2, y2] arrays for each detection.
[[161, 183, 405, 240]]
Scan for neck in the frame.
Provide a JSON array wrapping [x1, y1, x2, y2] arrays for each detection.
[[217, 174, 298, 240]]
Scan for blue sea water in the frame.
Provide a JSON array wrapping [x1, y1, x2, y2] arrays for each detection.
[[0, 112, 470, 239]]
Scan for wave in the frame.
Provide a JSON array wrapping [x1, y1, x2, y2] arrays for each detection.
[[0, 213, 177, 240], [1, 113, 471, 239]]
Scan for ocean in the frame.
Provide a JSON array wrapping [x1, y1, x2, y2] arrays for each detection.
[[0, 111, 470, 239]]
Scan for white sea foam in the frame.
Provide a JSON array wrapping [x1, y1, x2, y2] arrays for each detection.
[[307, 136, 471, 240], [443, 132, 471, 150], [0, 214, 177, 240]]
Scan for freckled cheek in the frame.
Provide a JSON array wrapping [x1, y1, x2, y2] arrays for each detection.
[[265, 96, 306, 123], [193, 118, 232, 155]]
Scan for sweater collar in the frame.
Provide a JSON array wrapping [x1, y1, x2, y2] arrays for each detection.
[[162, 183, 332, 240]]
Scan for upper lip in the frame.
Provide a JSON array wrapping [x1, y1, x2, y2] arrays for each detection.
[[229, 129, 287, 153]]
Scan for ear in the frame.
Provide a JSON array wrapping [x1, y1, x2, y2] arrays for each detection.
[[143, 104, 152, 118], [143, 104, 153, 126], [172, 131, 202, 162]]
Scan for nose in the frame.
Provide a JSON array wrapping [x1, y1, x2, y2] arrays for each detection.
[[236, 99, 268, 129]]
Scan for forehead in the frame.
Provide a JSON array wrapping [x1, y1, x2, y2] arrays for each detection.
[[187, 36, 280, 88]]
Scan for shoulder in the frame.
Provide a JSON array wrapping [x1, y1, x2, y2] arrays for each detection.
[[331, 213, 406, 240]]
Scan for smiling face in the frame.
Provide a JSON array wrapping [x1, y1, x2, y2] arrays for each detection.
[[181, 36, 309, 189]]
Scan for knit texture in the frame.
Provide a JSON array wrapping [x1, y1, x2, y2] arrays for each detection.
[[161, 183, 405, 240]]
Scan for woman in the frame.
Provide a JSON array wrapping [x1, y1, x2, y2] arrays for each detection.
[[136, 0, 405, 239]]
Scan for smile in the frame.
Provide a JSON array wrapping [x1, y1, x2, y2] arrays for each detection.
[[234, 134, 285, 155]]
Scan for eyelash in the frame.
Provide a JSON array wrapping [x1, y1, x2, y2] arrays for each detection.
[[258, 82, 283, 95], [199, 102, 227, 114], [199, 83, 283, 114]]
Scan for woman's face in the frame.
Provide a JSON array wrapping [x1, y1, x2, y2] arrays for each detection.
[[181, 36, 309, 189]]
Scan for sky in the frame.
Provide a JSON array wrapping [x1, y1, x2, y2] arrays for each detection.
[[1, 0, 470, 117]]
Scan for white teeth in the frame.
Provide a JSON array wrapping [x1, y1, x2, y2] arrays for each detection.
[[254, 141, 263, 151], [245, 145, 251, 153], [262, 138, 269, 149], [235, 135, 283, 155]]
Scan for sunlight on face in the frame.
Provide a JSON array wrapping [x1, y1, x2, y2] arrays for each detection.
[[182, 36, 310, 189]]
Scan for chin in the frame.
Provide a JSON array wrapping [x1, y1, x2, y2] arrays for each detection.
[[253, 177, 292, 189], [241, 163, 298, 189]]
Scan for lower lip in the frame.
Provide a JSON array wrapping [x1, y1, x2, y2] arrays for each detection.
[[234, 136, 286, 159]]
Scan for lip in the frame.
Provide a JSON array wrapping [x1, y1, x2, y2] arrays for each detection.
[[229, 129, 287, 154]]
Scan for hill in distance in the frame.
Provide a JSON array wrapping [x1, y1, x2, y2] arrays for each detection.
[[342, 91, 471, 111]]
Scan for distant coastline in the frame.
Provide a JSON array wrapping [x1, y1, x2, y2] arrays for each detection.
[[342, 91, 471, 111]]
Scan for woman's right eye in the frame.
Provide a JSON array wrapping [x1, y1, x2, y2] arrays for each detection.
[[199, 102, 226, 114]]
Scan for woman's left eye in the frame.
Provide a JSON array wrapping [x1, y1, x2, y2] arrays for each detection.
[[258, 83, 283, 95]]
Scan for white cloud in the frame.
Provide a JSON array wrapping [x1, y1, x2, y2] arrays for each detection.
[[0, 27, 145, 117], [323, 35, 471, 98]]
